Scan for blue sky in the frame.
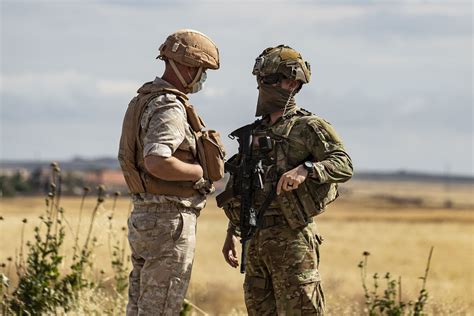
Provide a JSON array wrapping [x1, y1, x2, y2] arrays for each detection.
[[1, 0, 472, 175]]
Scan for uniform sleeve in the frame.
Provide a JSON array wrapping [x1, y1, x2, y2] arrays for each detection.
[[303, 118, 353, 184], [141, 94, 187, 158], [227, 221, 241, 237]]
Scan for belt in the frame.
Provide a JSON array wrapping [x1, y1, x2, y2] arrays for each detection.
[[259, 214, 287, 229]]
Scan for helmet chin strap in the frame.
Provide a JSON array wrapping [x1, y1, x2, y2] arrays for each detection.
[[282, 89, 295, 119], [169, 59, 202, 92]]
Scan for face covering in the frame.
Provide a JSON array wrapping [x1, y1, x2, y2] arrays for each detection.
[[189, 71, 206, 94], [255, 83, 296, 117], [169, 59, 206, 94]]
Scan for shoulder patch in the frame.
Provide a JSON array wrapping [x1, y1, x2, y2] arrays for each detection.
[[307, 116, 342, 143]]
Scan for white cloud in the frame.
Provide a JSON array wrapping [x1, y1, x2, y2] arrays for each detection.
[[0, 71, 90, 95], [96, 79, 137, 96], [201, 86, 228, 98], [1, 71, 137, 99], [399, 3, 471, 17]]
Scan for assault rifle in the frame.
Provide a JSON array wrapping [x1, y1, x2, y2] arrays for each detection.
[[217, 121, 275, 274]]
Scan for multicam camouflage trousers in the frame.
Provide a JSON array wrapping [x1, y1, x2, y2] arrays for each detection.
[[126, 202, 197, 316], [244, 220, 325, 316]]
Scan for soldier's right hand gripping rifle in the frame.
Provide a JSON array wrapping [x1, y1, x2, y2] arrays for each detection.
[[216, 122, 276, 273]]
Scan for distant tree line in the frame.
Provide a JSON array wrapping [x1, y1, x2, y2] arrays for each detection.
[[0, 168, 86, 197]]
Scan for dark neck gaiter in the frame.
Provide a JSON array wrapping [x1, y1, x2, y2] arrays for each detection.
[[255, 83, 296, 117]]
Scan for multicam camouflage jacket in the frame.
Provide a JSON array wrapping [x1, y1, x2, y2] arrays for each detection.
[[222, 106, 353, 234]]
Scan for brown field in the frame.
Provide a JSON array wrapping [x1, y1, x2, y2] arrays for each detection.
[[1, 179, 473, 315]]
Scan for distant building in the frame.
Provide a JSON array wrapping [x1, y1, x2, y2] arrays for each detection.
[[84, 169, 127, 191]]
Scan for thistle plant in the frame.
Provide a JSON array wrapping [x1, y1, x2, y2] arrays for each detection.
[[3, 162, 103, 314], [359, 247, 434, 316]]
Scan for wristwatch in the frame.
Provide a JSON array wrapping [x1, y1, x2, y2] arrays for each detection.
[[303, 161, 315, 177]]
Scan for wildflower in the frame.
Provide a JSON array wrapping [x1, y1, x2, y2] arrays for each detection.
[[121, 226, 126, 232], [50, 162, 59, 168], [7, 257, 12, 262], [22, 218, 28, 223], [0, 216, 4, 220], [114, 191, 121, 197], [83, 186, 91, 192], [363, 251, 370, 257]]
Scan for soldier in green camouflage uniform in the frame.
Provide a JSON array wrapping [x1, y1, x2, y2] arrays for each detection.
[[220, 45, 353, 315]]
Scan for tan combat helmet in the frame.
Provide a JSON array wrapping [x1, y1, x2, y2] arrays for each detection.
[[158, 29, 219, 93], [252, 45, 311, 87], [158, 29, 220, 69]]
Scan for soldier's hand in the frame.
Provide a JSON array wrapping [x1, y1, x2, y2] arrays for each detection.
[[222, 232, 239, 268], [276, 165, 308, 195]]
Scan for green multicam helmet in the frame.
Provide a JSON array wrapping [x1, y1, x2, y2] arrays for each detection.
[[252, 45, 311, 84]]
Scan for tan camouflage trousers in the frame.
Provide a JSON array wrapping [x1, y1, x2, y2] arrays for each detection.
[[244, 222, 325, 316], [126, 202, 197, 316]]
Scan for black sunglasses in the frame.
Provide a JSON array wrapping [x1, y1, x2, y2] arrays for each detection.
[[261, 74, 286, 85]]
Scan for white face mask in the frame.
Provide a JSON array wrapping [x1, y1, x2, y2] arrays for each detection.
[[169, 60, 206, 94], [189, 71, 207, 94]]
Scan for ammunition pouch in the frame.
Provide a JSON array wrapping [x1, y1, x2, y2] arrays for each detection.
[[196, 130, 226, 182], [276, 180, 338, 229]]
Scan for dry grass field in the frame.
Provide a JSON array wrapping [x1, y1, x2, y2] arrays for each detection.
[[1, 179, 473, 315]]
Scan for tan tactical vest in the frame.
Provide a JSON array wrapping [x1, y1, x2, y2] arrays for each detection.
[[118, 81, 206, 197]]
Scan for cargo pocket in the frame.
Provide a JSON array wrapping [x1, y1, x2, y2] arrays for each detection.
[[296, 270, 324, 315]]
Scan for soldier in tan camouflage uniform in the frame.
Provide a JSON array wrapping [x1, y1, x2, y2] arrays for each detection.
[[118, 29, 220, 316], [219, 45, 353, 315]]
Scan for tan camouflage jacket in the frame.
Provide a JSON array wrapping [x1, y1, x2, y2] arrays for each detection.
[[133, 77, 206, 210]]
